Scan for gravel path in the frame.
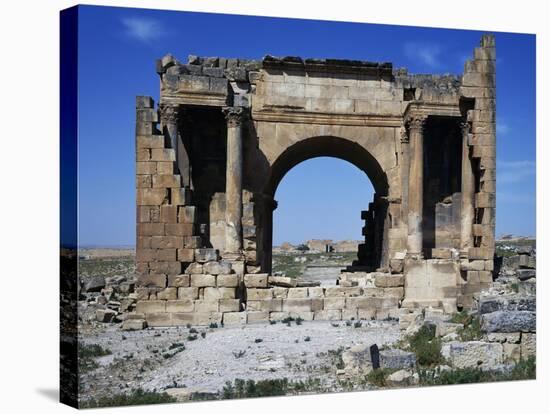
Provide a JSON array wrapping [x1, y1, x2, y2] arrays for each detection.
[[80, 320, 400, 399]]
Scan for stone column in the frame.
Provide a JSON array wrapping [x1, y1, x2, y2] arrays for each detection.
[[406, 115, 426, 257], [223, 106, 247, 257], [159, 103, 191, 187], [400, 126, 410, 227], [460, 121, 475, 254]]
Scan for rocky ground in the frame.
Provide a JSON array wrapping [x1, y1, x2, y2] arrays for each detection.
[[76, 240, 536, 407]]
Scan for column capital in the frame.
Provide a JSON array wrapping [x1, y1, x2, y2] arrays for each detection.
[[400, 126, 409, 144], [223, 106, 248, 127], [406, 114, 427, 132], [159, 103, 180, 124], [459, 120, 471, 135]]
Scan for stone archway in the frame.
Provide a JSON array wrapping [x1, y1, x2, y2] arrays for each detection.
[[134, 35, 496, 325], [258, 135, 390, 275]]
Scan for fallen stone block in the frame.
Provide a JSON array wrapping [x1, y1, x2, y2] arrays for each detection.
[[96, 308, 117, 323], [342, 343, 378, 375], [478, 294, 536, 314], [379, 349, 416, 370], [481, 311, 536, 333], [121, 319, 147, 331], [268, 275, 297, 288], [441, 341, 503, 369], [517, 269, 536, 281], [84, 276, 106, 293]]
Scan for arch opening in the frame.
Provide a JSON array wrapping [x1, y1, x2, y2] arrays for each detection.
[[257, 136, 391, 276]]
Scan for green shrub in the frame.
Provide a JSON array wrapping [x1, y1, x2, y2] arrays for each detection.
[[80, 389, 176, 408], [408, 324, 442, 367], [458, 316, 483, 341], [366, 369, 394, 387], [222, 378, 289, 399], [79, 344, 111, 358], [509, 356, 536, 380]]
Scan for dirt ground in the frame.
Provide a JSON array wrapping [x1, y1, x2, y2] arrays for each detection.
[[79, 319, 400, 401]]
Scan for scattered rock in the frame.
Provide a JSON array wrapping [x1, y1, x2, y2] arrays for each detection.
[[386, 369, 419, 387], [84, 276, 106, 293]]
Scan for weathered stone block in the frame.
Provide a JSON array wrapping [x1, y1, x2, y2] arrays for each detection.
[[151, 236, 183, 249], [521, 333, 536, 359], [380, 349, 416, 370], [190, 274, 216, 288], [325, 287, 363, 297], [146, 312, 172, 327], [481, 311, 536, 333], [96, 309, 117, 323], [217, 274, 240, 287], [267, 276, 297, 288], [244, 274, 268, 288], [157, 287, 178, 300], [323, 297, 346, 310], [167, 274, 190, 288], [204, 287, 236, 300], [136, 300, 166, 314], [121, 319, 147, 330], [194, 300, 219, 313], [166, 223, 195, 237], [177, 248, 195, 262], [137, 274, 166, 289], [166, 299, 194, 313], [195, 248, 219, 262], [172, 188, 192, 205], [136, 188, 168, 206], [223, 311, 247, 325], [171, 312, 195, 326], [246, 288, 273, 300], [247, 311, 270, 323], [160, 205, 178, 223], [151, 148, 176, 162], [157, 161, 174, 175], [194, 312, 223, 325], [283, 299, 312, 312], [148, 261, 181, 275], [178, 206, 196, 223], [136, 161, 156, 175], [177, 287, 199, 300], [441, 341, 502, 369], [374, 274, 404, 288], [203, 261, 232, 275], [314, 309, 342, 321], [219, 299, 241, 312], [287, 287, 308, 298]]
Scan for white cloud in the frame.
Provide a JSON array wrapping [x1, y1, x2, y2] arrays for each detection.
[[496, 122, 510, 135], [121, 17, 164, 43], [497, 160, 536, 184], [403, 42, 442, 68]]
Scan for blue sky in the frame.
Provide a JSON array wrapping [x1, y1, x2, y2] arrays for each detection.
[[75, 5, 536, 246]]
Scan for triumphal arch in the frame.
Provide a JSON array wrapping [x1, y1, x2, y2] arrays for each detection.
[[134, 35, 496, 326]]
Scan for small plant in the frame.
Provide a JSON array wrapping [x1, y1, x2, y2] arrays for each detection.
[[269, 320, 277, 325], [304, 336, 311, 342], [201, 332, 206, 339], [222, 378, 289, 399], [233, 350, 246, 359], [186, 323, 192, 329], [458, 316, 483, 341], [209, 322, 218, 329], [189, 327, 198, 334], [254, 338, 263, 343], [80, 389, 176, 408], [345, 320, 352, 327], [187, 334, 198, 341], [79, 344, 111, 359], [331, 322, 340, 327], [353, 321, 362, 328], [510, 282, 519, 293], [408, 324, 442, 367], [168, 342, 185, 350], [282, 316, 295, 324], [366, 368, 394, 387], [295, 317, 303, 325]]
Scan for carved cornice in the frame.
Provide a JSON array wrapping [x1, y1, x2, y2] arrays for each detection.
[[159, 103, 180, 124], [223, 106, 248, 127]]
